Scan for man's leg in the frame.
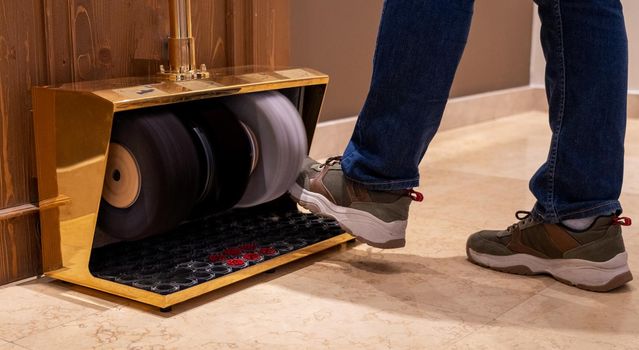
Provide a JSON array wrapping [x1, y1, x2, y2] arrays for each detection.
[[530, 0, 627, 222], [467, 0, 632, 292], [342, 0, 475, 191], [291, 0, 475, 248]]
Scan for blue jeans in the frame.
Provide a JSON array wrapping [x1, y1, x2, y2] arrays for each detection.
[[341, 0, 628, 223]]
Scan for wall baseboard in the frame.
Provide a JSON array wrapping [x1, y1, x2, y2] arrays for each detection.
[[311, 86, 545, 159], [310, 86, 638, 160]]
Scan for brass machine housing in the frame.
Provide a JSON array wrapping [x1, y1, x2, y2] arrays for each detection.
[[32, 1, 354, 309]]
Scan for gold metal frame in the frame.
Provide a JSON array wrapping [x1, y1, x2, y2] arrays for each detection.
[[32, 66, 353, 309]]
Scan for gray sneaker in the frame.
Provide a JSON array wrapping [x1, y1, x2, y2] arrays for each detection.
[[289, 157, 422, 249], [466, 211, 633, 292]]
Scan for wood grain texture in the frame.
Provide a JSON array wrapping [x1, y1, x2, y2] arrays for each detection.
[[45, 0, 228, 84], [0, 0, 48, 285], [226, 0, 289, 67], [0, 214, 41, 284], [0, 0, 48, 209], [0, 0, 290, 285], [251, 0, 289, 67]]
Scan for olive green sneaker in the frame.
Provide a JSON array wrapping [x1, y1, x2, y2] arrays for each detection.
[[289, 157, 423, 249], [466, 211, 633, 292]]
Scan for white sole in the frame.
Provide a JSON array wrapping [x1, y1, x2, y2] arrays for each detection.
[[468, 248, 633, 291], [289, 183, 407, 248]]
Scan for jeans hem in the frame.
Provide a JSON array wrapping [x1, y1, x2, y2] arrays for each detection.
[[532, 201, 622, 223]]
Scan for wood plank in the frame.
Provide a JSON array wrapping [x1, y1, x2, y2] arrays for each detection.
[[251, 0, 289, 67], [0, 0, 48, 209], [192, 0, 228, 69], [43, 0, 73, 85], [226, 0, 289, 67], [0, 213, 41, 285], [225, 0, 252, 66], [0, 0, 48, 285], [48, 0, 229, 82]]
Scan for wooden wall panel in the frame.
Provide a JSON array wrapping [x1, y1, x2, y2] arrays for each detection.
[[0, 0, 48, 209], [0, 214, 41, 283], [46, 0, 228, 84], [0, 0, 48, 285], [226, 0, 289, 67], [0, 0, 290, 285], [192, 0, 228, 69]]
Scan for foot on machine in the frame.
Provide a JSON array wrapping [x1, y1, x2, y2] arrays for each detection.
[[289, 157, 422, 249]]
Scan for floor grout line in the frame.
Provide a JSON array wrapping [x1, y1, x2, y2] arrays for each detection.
[[442, 281, 558, 349], [6, 341, 31, 350]]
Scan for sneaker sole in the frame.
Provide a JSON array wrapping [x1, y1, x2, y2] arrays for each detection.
[[467, 247, 633, 292], [289, 183, 407, 249]]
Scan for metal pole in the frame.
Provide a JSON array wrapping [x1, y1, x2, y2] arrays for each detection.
[[168, 0, 194, 73]]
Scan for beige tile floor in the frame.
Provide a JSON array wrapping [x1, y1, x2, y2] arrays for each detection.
[[1, 111, 638, 350]]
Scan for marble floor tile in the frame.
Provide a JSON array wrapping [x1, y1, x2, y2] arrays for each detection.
[[446, 321, 636, 350], [279, 247, 552, 319], [424, 112, 551, 181], [489, 284, 639, 346], [0, 342, 29, 350], [14, 279, 484, 350], [425, 111, 639, 196], [416, 170, 538, 229], [0, 278, 122, 343], [4, 113, 639, 350]]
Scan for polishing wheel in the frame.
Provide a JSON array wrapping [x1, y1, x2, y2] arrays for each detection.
[[223, 91, 308, 208], [98, 108, 202, 240], [98, 91, 307, 240], [181, 102, 254, 213]]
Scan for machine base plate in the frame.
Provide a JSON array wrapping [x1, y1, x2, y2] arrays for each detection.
[[89, 209, 350, 302]]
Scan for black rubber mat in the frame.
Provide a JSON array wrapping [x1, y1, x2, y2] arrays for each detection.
[[89, 210, 344, 295]]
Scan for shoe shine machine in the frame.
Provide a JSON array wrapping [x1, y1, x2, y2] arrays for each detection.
[[32, 0, 353, 311]]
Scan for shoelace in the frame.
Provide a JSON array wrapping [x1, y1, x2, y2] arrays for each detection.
[[319, 156, 423, 202], [506, 210, 534, 233], [318, 156, 343, 169]]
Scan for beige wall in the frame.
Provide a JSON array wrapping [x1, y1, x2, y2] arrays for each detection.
[[531, 1, 639, 90], [530, 11, 544, 87], [289, 0, 383, 121], [290, 0, 534, 121], [452, 1, 533, 97]]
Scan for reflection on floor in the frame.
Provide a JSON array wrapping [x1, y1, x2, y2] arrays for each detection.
[[1, 111, 637, 350]]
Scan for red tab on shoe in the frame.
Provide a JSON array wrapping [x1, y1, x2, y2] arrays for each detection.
[[613, 216, 632, 226], [408, 189, 424, 202]]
